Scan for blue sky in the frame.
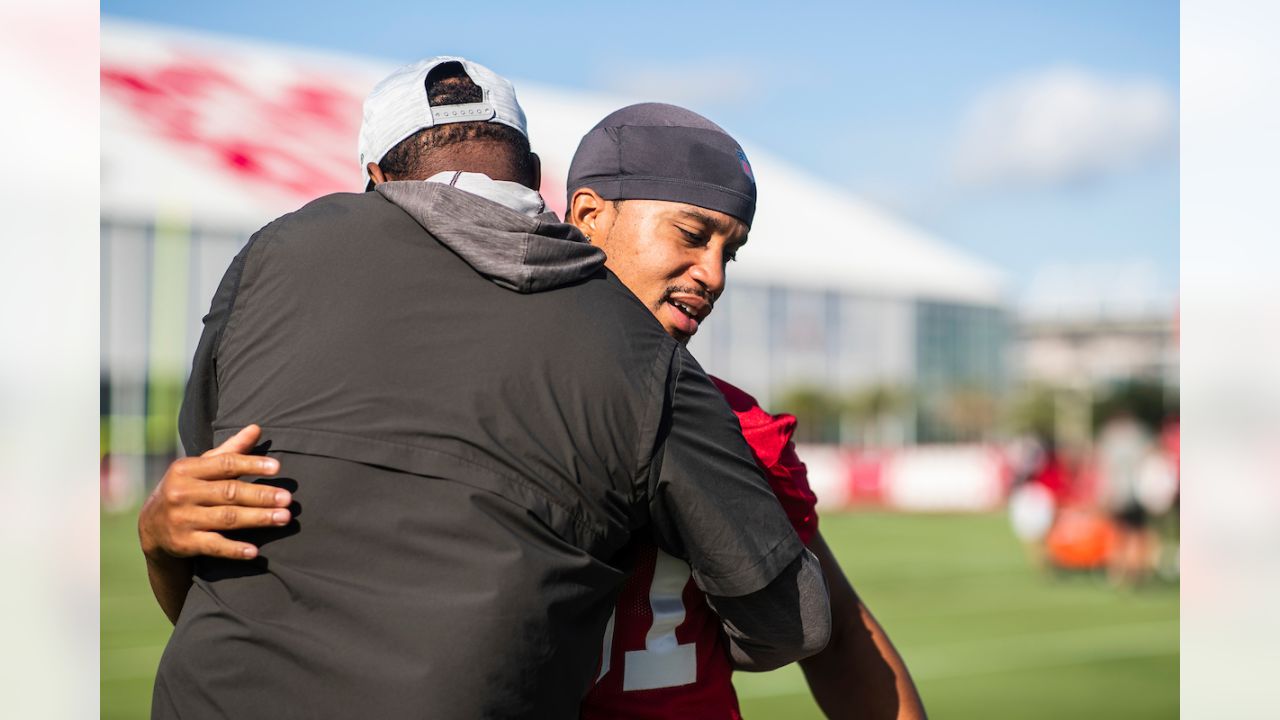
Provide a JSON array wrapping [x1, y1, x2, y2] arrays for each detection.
[[103, 0, 1179, 304]]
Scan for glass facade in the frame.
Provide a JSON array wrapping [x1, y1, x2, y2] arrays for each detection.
[[913, 300, 1008, 442], [690, 282, 1009, 444]]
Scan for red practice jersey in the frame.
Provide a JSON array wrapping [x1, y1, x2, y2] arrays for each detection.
[[581, 376, 819, 720]]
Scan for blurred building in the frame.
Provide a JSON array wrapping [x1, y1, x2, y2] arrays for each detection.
[[100, 19, 1009, 504], [1017, 314, 1176, 390], [1013, 262, 1178, 390]]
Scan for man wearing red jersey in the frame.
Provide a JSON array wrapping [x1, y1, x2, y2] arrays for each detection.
[[141, 101, 924, 718], [568, 105, 924, 719], [582, 376, 819, 719]]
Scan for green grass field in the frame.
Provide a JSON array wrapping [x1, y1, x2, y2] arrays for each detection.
[[102, 509, 1177, 719]]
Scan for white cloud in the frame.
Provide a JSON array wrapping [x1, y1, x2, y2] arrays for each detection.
[[600, 57, 760, 108], [952, 67, 1176, 188]]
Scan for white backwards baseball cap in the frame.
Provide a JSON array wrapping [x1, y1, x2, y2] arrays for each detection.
[[358, 56, 528, 188]]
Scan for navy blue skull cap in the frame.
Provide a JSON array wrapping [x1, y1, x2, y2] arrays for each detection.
[[566, 103, 757, 227]]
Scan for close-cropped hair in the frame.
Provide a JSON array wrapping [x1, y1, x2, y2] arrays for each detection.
[[376, 62, 533, 183]]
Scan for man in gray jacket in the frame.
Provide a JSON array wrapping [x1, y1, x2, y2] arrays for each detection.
[[144, 57, 828, 719]]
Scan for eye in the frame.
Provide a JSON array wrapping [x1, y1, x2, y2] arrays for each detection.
[[677, 226, 707, 246], [724, 248, 738, 263]]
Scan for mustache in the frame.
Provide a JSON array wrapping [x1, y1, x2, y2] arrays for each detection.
[[660, 285, 715, 310]]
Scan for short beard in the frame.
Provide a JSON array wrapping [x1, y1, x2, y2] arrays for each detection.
[[658, 285, 715, 347]]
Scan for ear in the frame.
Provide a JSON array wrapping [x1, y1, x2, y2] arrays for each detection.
[[568, 187, 612, 241], [367, 162, 388, 186], [528, 152, 542, 192]]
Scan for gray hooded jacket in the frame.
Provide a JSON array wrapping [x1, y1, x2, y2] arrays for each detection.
[[159, 182, 824, 719]]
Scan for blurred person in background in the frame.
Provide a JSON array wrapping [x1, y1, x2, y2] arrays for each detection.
[[1142, 411, 1180, 580], [141, 96, 925, 718], [1008, 435, 1075, 569], [138, 57, 829, 719], [1096, 408, 1158, 587], [1029, 436, 1073, 506]]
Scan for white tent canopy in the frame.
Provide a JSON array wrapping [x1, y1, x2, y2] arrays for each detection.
[[103, 18, 1004, 305]]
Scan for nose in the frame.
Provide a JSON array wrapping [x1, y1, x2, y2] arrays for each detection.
[[689, 251, 726, 298]]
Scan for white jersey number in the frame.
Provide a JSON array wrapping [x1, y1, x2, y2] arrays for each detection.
[[599, 549, 698, 691]]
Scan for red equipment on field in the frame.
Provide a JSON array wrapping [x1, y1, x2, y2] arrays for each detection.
[[1045, 507, 1115, 570]]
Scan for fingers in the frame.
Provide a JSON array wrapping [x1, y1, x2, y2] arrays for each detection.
[[195, 504, 292, 532], [203, 424, 262, 457], [142, 502, 290, 560], [156, 506, 292, 559], [171, 453, 280, 482], [186, 479, 292, 509], [144, 430, 291, 563], [191, 531, 264, 561]]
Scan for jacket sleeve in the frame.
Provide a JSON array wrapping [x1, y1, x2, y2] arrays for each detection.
[[177, 236, 258, 457], [645, 346, 831, 664], [647, 347, 803, 596], [706, 548, 832, 671]]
